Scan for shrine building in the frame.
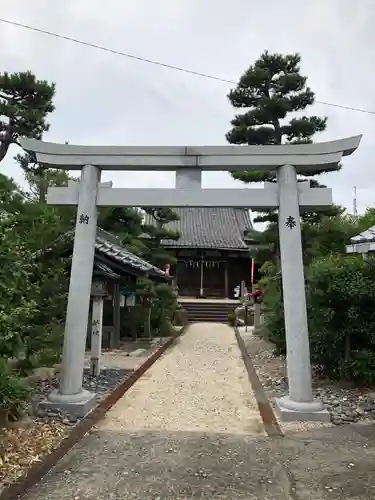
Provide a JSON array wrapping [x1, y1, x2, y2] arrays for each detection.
[[145, 207, 259, 298]]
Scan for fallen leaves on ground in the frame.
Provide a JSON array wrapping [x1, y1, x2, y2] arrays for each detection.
[[0, 421, 68, 489]]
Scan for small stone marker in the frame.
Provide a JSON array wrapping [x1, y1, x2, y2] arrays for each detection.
[[90, 282, 106, 377]]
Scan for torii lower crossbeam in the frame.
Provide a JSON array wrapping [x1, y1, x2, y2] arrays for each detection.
[[46, 185, 333, 209]]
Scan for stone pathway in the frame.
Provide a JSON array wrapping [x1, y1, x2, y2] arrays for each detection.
[[24, 324, 279, 499]]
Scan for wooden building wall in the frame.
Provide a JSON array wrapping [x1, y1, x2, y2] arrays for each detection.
[[171, 249, 256, 298]]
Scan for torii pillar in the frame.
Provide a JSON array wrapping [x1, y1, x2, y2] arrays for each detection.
[[20, 136, 362, 421]]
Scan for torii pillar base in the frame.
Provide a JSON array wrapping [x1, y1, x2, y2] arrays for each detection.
[[275, 396, 330, 422], [39, 389, 96, 418]]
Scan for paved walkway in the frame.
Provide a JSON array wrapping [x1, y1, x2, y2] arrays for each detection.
[[25, 323, 275, 499]]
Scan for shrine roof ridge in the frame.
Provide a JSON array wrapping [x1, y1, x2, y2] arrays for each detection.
[[20, 136, 362, 172]]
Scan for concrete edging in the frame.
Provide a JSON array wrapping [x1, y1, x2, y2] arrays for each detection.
[[234, 326, 283, 438], [0, 326, 187, 500]]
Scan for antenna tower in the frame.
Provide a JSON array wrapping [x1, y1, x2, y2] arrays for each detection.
[[353, 186, 358, 218]]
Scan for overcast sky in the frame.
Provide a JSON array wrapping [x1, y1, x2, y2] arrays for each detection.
[[1, 0, 375, 219]]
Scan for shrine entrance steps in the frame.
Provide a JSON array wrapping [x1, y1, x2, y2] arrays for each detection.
[[178, 298, 240, 323]]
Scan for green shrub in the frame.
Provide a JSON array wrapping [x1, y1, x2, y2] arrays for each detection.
[[0, 220, 39, 359], [158, 320, 174, 337], [264, 299, 285, 353], [259, 261, 286, 353], [306, 255, 375, 383], [151, 282, 178, 333], [0, 359, 32, 426], [264, 254, 375, 385], [130, 280, 178, 338], [349, 349, 375, 386], [228, 312, 236, 326]]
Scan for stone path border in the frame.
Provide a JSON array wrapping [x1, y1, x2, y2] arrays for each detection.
[[0, 327, 187, 500], [234, 326, 283, 438]]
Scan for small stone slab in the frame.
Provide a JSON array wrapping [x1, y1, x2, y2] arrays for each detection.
[[118, 357, 149, 371], [128, 348, 147, 357]]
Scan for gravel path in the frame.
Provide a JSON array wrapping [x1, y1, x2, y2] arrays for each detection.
[[101, 322, 265, 435], [25, 324, 271, 499]]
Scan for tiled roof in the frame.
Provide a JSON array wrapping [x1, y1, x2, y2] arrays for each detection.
[[36, 227, 168, 280], [93, 261, 121, 280], [144, 207, 253, 250], [95, 228, 168, 279], [351, 225, 375, 244]]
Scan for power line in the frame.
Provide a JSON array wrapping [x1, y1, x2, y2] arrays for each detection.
[[1, 16, 375, 116]]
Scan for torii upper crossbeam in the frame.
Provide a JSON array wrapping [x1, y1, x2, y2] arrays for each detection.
[[21, 136, 360, 171]]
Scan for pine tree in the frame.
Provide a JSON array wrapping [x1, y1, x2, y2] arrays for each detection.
[[226, 50, 345, 277], [141, 208, 180, 269], [15, 151, 71, 203], [227, 51, 326, 150], [140, 208, 180, 337], [98, 206, 151, 256], [226, 51, 341, 227], [0, 71, 55, 164], [0, 173, 25, 217]]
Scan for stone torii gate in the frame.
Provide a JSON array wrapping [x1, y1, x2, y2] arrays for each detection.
[[21, 136, 361, 421]]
